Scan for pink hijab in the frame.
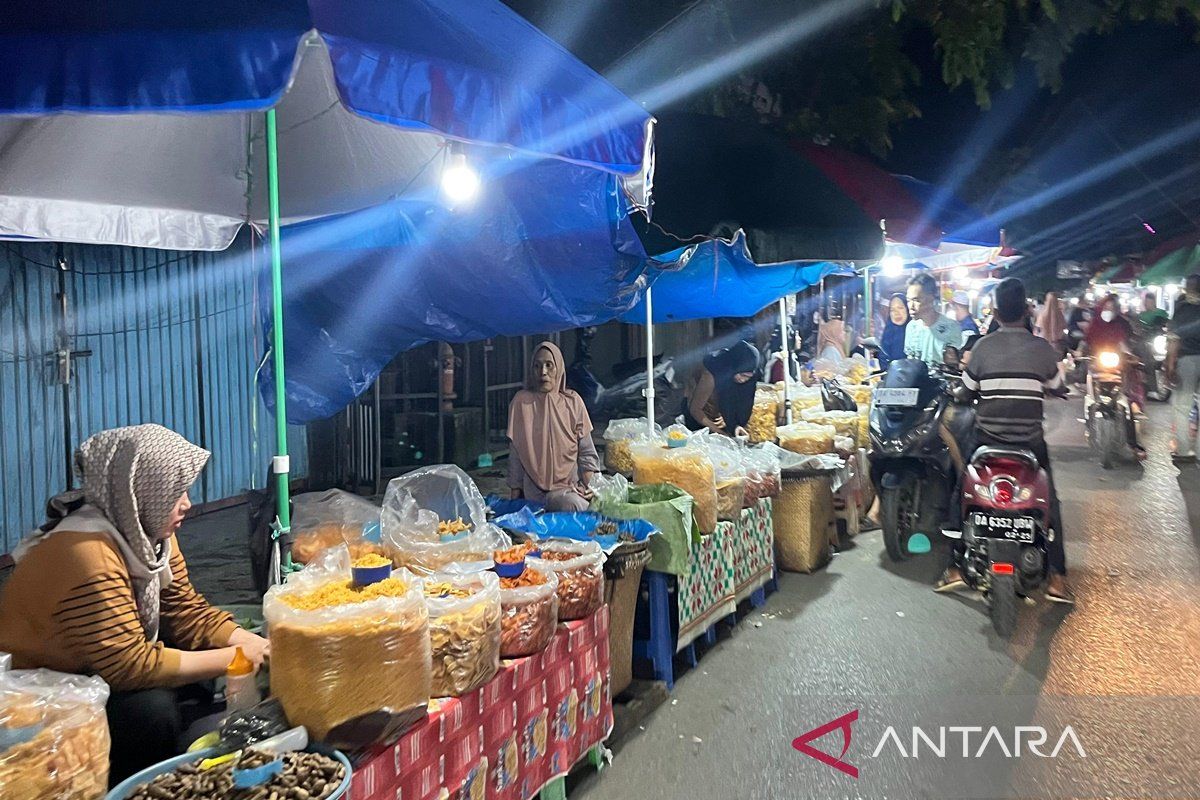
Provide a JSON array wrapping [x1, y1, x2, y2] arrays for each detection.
[[506, 342, 593, 492], [1035, 293, 1066, 345]]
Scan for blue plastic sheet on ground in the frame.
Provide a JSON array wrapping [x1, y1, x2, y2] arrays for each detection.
[[620, 232, 854, 324], [259, 158, 649, 422], [494, 509, 658, 554]]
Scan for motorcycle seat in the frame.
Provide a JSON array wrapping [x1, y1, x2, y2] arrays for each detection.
[[970, 445, 1040, 469]]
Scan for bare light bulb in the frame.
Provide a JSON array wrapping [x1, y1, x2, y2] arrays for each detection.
[[441, 153, 480, 204], [880, 255, 904, 277]]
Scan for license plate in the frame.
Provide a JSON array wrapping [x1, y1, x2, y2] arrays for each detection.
[[969, 512, 1036, 543], [875, 388, 919, 407]]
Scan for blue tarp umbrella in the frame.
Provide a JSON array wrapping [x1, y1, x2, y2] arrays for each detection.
[[0, 0, 654, 568]]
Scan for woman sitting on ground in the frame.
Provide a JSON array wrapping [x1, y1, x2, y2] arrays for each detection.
[[507, 341, 600, 512], [0, 424, 269, 784]]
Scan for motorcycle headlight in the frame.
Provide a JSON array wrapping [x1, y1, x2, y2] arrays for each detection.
[[1153, 335, 1168, 358], [1098, 351, 1121, 370]]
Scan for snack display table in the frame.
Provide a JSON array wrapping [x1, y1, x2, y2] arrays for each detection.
[[636, 499, 775, 689], [348, 607, 612, 800]]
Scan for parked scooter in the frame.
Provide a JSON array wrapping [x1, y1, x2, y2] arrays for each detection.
[[945, 445, 1054, 638], [867, 351, 962, 561]]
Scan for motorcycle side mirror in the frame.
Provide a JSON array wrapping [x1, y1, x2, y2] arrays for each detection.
[[906, 533, 932, 554]]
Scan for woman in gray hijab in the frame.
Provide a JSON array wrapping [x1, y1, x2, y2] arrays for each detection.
[[0, 424, 269, 783]]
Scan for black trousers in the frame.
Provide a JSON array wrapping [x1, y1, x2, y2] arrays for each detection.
[[974, 432, 1067, 575], [106, 684, 220, 786]]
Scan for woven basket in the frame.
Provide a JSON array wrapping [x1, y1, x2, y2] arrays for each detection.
[[774, 475, 835, 573]]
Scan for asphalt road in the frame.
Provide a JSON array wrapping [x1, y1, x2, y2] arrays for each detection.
[[575, 398, 1200, 800]]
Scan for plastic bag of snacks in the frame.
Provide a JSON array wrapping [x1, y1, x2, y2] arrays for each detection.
[[663, 423, 691, 447], [801, 408, 861, 447], [423, 571, 502, 697], [264, 551, 431, 745], [742, 444, 782, 503], [777, 422, 836, 456], [381, 465, 511, 574], [0, 669, 110, 800], [602, 418, 661, 475], [291, 489, 383, 565], [748, 385, 780, 443], [631, 441, 719, 534], [702, 434, 749, 519], [843, 382, 873, 407], [787, 386, 824, 420], [498, 565, 559, 658], [528, 540, 606, 621]]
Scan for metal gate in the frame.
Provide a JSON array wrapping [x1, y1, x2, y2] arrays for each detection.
[[1, 238, 306, 552]]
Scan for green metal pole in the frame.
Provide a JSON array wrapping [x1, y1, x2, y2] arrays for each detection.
[[265, 109, 292, 559]]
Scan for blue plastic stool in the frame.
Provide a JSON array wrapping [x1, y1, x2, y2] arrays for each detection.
[[633, 570, 675, 690]]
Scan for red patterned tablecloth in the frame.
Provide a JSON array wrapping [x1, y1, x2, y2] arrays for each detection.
[[348, 606, 612, 800]]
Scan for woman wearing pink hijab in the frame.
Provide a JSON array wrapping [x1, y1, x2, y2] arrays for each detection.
[[1035, 292, 1067, 356], [507, 341, 600, 511]]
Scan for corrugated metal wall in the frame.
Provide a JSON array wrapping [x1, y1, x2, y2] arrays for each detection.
[[1, 236, 306, 552]]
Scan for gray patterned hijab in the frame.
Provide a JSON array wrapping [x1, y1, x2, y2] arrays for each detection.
[[18, 424, 210, 641]]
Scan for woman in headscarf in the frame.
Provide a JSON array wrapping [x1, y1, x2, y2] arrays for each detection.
[[879, 294, 910, 370], [0, 424, 268, 783], [1035, 292, 1068, 356], [682, 340, 761, 437], [507, 341, 601, 512]]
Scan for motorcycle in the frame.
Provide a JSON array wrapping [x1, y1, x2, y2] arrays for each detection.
[[1083, 350, 1140, 469], [945, 445, 1053, 638], [867, 354, 961, 561], [1142, 324, 1173, 402]]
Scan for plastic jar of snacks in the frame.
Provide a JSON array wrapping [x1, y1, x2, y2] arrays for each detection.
[[498, 566, 559, 658], [528, 540, 606, 621]]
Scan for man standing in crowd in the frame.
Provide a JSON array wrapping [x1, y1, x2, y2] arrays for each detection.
[[904, 273, 962, 368], [951, 290, 980, 345], [1165, 274, 1200, 463]]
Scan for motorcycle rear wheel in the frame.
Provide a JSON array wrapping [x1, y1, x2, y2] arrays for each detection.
[[880, 478, 920, 561], [989, 574, 1018, 638]]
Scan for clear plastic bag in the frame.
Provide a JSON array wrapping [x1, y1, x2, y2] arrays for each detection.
[[787, 386, 824, 420], [743, 444, 782, 502], [498, 566, 559, 658], [590, 472, 630, 507], [290, 489, 383, 565], [702, 434, 749, 518], [423, 571, 502, 697], [264, 554, 431, 745], [777, 422, 836, 456], [801, 408, 861, 446], [603, 418, 662, 475], [749, 385, 780, 443], [631, 442, 719, 534], [527, 540, 606, 621], [381, 465, 511, 574], [0, 669, 111, 800]]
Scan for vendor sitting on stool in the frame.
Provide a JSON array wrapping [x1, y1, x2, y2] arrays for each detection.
[[0, 424, 269, 784], [507, 341, 600, 512]]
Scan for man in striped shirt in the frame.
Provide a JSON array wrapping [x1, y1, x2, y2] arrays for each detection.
[[939, 278, 1073, 604]]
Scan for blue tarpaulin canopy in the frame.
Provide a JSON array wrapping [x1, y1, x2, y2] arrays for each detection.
[[620, 232, 854, 324], [273, 158, 649, 422]]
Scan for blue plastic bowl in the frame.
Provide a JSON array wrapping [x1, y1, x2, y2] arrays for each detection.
[[351, 563, 393, 586], [493, 558, 527, 578], [666, 436, 688, 449], [106, 746, 353, 800]]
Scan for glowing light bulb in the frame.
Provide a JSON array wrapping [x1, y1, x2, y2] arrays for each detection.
[[441, 153, 480, 204], [880, 255, 904, 277]]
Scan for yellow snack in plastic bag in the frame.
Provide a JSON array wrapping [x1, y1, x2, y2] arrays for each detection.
[[632, 443, 719, 533], [749, 386, 780, 444], [802, 408, 861, 446], [776, 422, 836, 455]]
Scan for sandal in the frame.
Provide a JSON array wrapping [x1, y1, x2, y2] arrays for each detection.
[[933, 570, 967, 593], [1045, 587, 1076, 606]]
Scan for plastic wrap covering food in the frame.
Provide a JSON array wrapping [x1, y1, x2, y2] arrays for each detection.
[[602, 418, 661, 475], [787, 387, 824, 420], [498, 566, 559, 658], [423, 571, 501, 697], [742, 445, 782, 503], [845, 358, 870, 385], [264, 554, 431, 745], [381, 465, 511, 574], [776, 422, 836, 456], [703, 434, 750, 518], [801, 408, 862, 446], [528, 540, 606, 621], [844, 383, 873, 407], [0, 652, 9, 672], [748, 385, 780, 443], [0, 669, 110, 800], [291, 489, 384, 565], [631, 442, 719, 534], [857, 408, 870, 446]]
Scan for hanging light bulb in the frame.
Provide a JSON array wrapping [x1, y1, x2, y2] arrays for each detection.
[[441, 151, 480, 204], [880, 255, 904, 277]]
